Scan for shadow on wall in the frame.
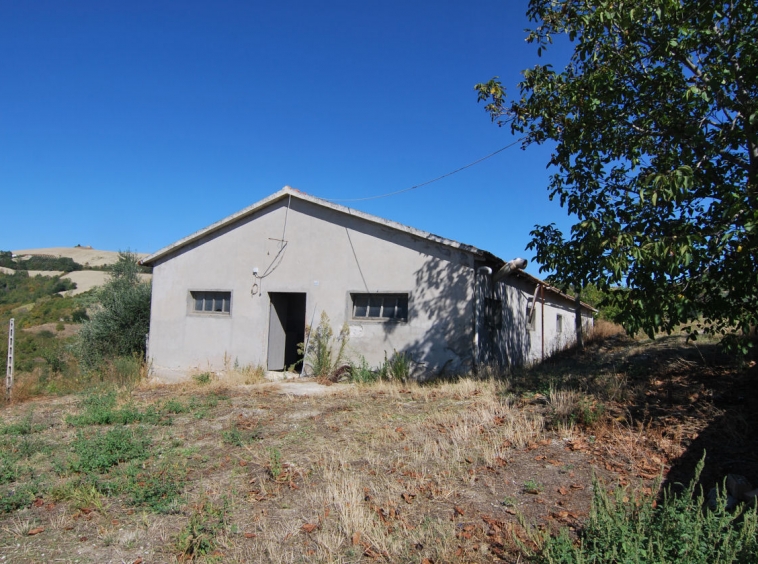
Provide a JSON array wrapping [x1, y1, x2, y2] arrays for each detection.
[[478, 272, 532, 370], [383, 254, 474, 378]]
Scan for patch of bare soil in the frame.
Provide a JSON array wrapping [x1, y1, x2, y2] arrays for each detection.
[[523, 331, 757, 494], [0, 334, 752, 563]]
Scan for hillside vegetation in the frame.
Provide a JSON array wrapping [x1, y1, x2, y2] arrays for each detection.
[[0, 250, 151, 398]]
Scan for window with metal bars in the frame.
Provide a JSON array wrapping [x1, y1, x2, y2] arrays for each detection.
[[190, 291, 231, 315], [351, 293, 408, 321]]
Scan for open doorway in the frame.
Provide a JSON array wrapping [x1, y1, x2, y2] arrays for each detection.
[[267, 292, 306, 371]]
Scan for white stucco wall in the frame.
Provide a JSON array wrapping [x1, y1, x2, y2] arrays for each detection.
[[477, 273, 595, 369], [147, 197, 477, 380]]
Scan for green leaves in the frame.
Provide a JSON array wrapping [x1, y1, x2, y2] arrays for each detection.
[[481, 0, 758, 348]]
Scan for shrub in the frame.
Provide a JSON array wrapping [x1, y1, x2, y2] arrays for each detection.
[[538, 457, 758, 563], [71, 307, 89, 323], [75, 251, 151, 371]]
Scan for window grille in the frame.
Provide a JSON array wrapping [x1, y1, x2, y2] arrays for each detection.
[[351, 293, 408, 321], [191, 291, 231, 314]]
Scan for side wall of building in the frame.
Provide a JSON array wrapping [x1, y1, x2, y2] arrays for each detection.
[[476, 273, 594, 368], [147, 198, 477, 381]]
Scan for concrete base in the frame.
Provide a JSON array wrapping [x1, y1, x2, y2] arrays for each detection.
[[265, 370, 301, 382]]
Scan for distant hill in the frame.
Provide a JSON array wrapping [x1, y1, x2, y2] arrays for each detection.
[[12, 247, 149, 268], [5, 247, 151, 296]]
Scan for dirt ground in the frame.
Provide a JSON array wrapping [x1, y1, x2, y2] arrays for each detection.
[[0, 332, 754, 563]]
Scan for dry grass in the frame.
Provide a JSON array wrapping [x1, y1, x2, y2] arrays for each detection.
[[587, 318, 625, 341], [1, 332, 749, 563]]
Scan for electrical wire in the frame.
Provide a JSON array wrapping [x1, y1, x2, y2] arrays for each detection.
[[252, 194, 292, 295], [323, 137, 524, 203]]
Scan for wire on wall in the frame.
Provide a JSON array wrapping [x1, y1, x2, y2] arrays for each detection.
[[252, 194, 292, 296]]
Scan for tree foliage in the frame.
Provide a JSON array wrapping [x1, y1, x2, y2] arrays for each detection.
[[477, 0, 758, 346], [76, 252, 151, 369]]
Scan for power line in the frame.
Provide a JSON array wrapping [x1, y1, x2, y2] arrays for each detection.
[[323, 137, 524, 203]]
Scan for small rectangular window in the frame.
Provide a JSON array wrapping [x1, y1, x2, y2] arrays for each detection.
[[351, 293, 408, 321], [190, 291, 232, 315], [526, 297, 536, 331], [485, 297, 502, 329], [556, 314, 563, 333]]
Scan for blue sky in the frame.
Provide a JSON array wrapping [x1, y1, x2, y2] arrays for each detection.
[[1, 0, 573, 272]]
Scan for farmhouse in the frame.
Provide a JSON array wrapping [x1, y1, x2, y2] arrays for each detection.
[[141, 187, 594, 381]]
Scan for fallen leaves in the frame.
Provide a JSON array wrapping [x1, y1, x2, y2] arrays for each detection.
[[301, 522, 318, 533]]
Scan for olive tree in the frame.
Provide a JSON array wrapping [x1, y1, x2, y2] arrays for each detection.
[[76, 251, 151, 369]]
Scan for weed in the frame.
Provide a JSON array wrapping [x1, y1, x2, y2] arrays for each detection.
[[524, 479, 544, 494], [576, 397, 605, 428], [548, 388, 606, 430], [164, 399, 189, 414], [66, 391, 166, 426], [222, 424, 261, 447], [1, 411, 39, 435], [0, 452, 19, 485], [193, 372, 213, 385], [378, 350, 412, 381], [69, 427, 151, 474], [501, 495, 518, 507], [349, 356, 378, 384], [50, 480, 105, 511], [221, 427, 244, 446], [233, 363, 266, 384], [0, 481, 42, 514], [538, 456, 758, 563], [300, 312, 349, 380], [121, 458, 186, 513], [267, 447, 283, 480], [175, 498, 229, 559]]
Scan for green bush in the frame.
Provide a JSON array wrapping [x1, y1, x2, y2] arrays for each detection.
[[538, 457, 758, 563], [75, 252, 151, 370], [71, 307, 89, 323]]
